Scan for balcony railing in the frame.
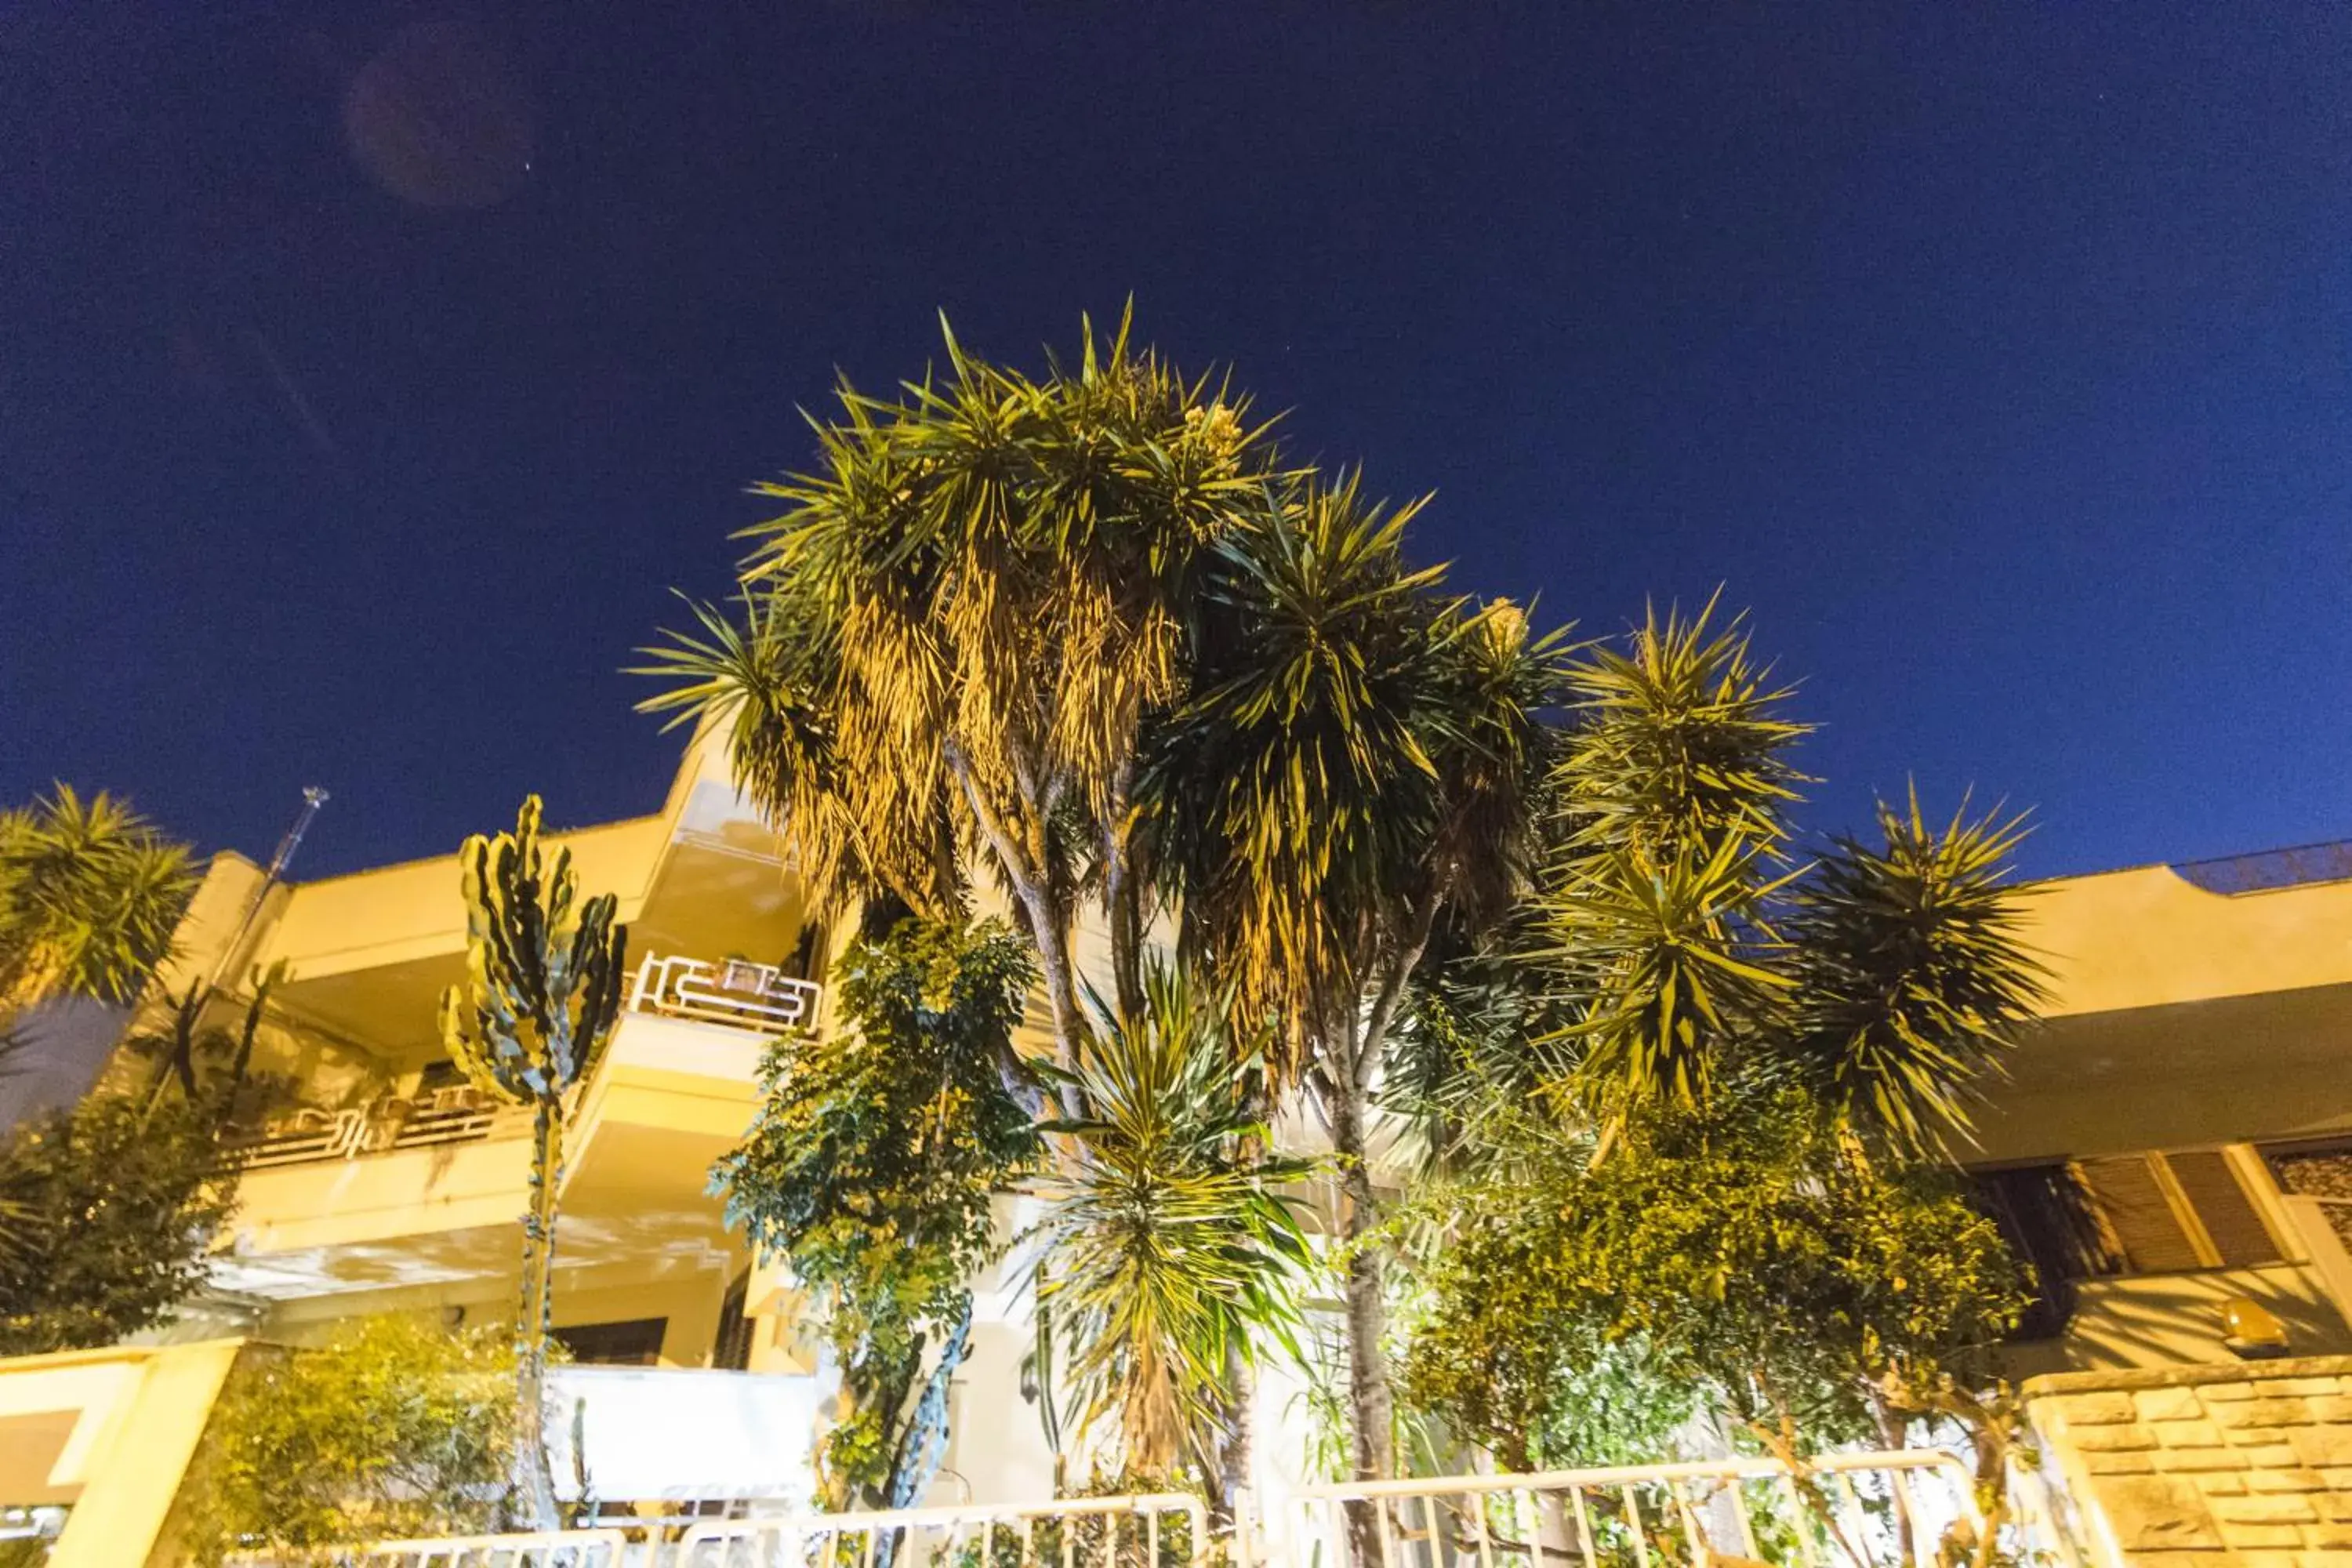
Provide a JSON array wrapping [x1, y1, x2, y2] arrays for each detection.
[[223, 1090, 528, 1171], [626, 952, 822, 1034]]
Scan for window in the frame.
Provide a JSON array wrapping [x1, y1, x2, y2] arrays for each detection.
[[712, 1272, 753, 1372], [552, 1317, 667, 1366], [1971, 1147, 2285, 1340]]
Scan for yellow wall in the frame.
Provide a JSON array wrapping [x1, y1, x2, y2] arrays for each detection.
[[0, 1339, 249, 1568], [2024, 862, 2352, 1018], [260, 815, 674, 981]]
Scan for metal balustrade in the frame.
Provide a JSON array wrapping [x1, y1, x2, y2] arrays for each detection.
[[234, 1526, 633, 1566], [627, 953, 822, 1034], [223, 1093, 528, 1171], [677, 1493, 1209, 1568], [237, 1455, 2074, 1568], [1290, 1451, 1991, 1568]]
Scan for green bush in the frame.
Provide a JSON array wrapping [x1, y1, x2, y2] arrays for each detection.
[[0, 1091, 236, 1356], [183, 1316, 517, 1565]]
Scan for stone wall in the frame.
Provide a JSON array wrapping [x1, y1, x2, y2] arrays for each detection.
[[2024, 1354, 2352, 1568]]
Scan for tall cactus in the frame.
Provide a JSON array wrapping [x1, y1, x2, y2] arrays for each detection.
[[437, 796, 627, 1530]]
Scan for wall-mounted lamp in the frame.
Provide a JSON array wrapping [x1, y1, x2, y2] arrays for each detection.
[[2220, 1296, 2290, 1358]]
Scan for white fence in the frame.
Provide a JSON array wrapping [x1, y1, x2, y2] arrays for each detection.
[[290, 1528, 632, 1566], [255, 1451, 2074, 1568], [1290, 1450, 1990, 1568], [676, 1493, 1207, 1568], [627, 953, 822, 1034]]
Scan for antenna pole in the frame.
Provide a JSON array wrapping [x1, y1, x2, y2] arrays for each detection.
[[206, 786, 331, 997]]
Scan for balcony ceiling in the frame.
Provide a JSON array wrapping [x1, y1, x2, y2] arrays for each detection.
[[1973, 980, 2352, 1162]]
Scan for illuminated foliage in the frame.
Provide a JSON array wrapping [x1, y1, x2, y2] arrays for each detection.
[[0, 784, 194, 1018], [713, 917, 1038, 1512], [638, 310, 1283, 1087], [1025, 965, 1313, 1480], [184, 1317, 518, 1565], [1404, 1098, 2028, 1469], [0, 1089, 235, 1356]]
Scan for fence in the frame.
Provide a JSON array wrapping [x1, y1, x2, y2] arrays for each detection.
[[1289, 1451, 1992, 1568], [245, 1454, 2064, 1568], [274, 1527, 632, 1566], [676, 1493, 1209, 1568]]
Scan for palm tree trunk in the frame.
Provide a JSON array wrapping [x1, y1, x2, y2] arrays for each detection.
[[514, 1101, 564, 1529]]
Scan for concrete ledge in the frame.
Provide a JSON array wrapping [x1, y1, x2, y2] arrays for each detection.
[[2023, 1353, 2352, 1398]]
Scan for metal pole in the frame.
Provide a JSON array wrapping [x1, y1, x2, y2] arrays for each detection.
[[204, 786, 329, 998]]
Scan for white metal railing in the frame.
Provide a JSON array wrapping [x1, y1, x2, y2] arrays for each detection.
[[1291, 1451, 1986, 1568], [678, 1493, 1209, 1568], [277, 1495, 1206, 1568], [628, 953, 822, 1034], [236, 1457, 2065, 1568], [239, 1526, 633, 1566], [223, 1092, 528, 1170]]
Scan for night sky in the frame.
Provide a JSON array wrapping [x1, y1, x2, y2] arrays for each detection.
[[4, 4, 2348, 883]]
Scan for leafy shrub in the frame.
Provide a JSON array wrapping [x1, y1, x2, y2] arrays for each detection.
[[183, 1316, 517, 1565], [0, 1091, 235, 1355]]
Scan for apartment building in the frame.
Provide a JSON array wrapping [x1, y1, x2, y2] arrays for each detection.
[[1972, 843, 2352, 1375]]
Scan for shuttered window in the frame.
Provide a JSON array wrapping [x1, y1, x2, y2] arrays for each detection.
[[2167, 1149, 2283, 1266], [2079, 1156, 2208, 1273], [1976, 1148, 2282, 1287]]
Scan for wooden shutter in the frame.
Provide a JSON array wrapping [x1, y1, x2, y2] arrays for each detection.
[[2166, 1149, 2281, 1266], [2078, 1155, 2205, 1273]]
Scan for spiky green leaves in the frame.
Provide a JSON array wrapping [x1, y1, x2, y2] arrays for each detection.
[[1782, 793, 2045, 1155], [635, 308, 1285, 929], [0, 784, 195, 1016], [1554, 837, 1795, 1109], [1025, 964, 1314, 1479], [1142, 474, 1570, 1082], [437, 796, 627, 1109], [1552, 597, 1809, 863], [1542, 604, 2043, 1155]]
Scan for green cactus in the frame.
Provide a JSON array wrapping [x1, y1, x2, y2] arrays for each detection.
[[437, 795, 627, 1530]]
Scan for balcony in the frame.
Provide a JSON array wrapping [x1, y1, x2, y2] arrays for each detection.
[[626, 952, 822, 1034], [223, 1089, 532, 1171]]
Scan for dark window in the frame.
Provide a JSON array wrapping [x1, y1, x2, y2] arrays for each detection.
[[553, 1317, 666, 1366], [1971, 1163, 2114, 1338], [415, 1059, 466, 1094], [1973, 1148, 2285, 1339], [713, 1272, 753, 1372]]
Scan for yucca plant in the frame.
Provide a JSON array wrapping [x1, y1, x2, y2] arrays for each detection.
[[1780, 791, 2046, 1154], [637, 310, 1286, 1101], [1141, 477, 1569, 1485], [1025, 964, 1313, 1482], [1541, 601, 2043, 1151], [0, 785, 195, 1019], [437, 797, 627, 1530]]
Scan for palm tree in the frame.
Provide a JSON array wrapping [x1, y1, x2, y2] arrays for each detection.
[[0, 785, 194, 1020], [636, 311, 1284, 1102], [437, 797, 627, 1530], [1142, 477, 1566, 1486], [1025, 964, 1313, 1483]]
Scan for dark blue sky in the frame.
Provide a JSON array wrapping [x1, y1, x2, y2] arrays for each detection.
[[4, 3, 2348, 881]]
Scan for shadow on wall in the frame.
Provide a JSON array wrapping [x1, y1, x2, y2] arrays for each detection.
[[1997, 1263, 2352, 1380], [0, 997, 128, 1132]]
